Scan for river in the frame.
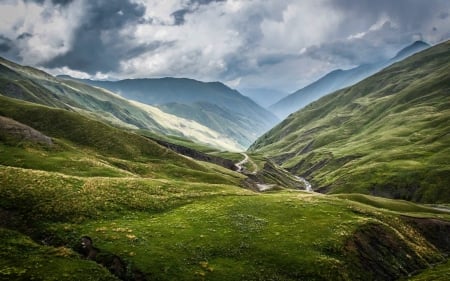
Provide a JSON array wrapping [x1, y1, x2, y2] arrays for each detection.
[[294, 176, 313, 192]]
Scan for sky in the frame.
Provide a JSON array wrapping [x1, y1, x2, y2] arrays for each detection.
[[1, 0, 450, 96]]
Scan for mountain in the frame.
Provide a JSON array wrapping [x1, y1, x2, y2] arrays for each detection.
[[270, 41, 430, 119], [0, 57, 242, 151], [239, 87, 289, 108], [249, 40, 450, 203], [1, 55, 449, 281], [391, 40, 430, 62], [68, 77, 279, 148], [0, 96, 449, 280]]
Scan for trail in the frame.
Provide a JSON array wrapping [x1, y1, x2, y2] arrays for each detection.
[[235, 153, 248, 172], [235, 153, 257, 174], [235, 153, 313, 193]]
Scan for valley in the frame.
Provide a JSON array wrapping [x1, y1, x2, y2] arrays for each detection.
[[0, 40, 449, 281], [250, 40, 450, 203]]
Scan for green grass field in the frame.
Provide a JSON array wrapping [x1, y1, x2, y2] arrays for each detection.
[[2, 161, 449, 280], [1, 158, 449, 280]]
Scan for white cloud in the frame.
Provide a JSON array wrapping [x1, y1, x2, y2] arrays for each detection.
[[131, 0, 186, 24], [42, 66, 110, 80], [260, 1, 344, 52], [1, 0, 449, 93], [0, 0, 86, 65], [119, 0, 245, 80]]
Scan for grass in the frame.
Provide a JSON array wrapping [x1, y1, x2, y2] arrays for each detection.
[[0, 228, 117, 281], [67, 194, 363, 280], [405, 259, 450, 281], [0, 109, 447, 279], [1, 57, 248, 151], [1, 165, 448, 280], [0, 95, 246, 186], [331, 194, 446, 215], [1, 146, 449, 280], [249, 40, 450, 203], [0, 54, 449, 280], [137, 129, 221, 153]]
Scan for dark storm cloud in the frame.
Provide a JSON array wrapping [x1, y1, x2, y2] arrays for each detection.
[[440, 12, 449, 20], [331, 0, 447, 31], [304, 21, 407, 66], [295, 0, 450, 67], [0, 36, 13, 52], [171, 0, 225, 25], [16, 32, 32, 40], [1, 0, 449, 90], [24, 0, 73, 6], [44, 0, 146, 73], [0, 35, 20, 61]]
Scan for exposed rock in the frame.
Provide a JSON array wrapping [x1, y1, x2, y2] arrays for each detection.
[[344, 221, 448, 280], [0, 116, 53, 146], [401, 216, 450, 253]]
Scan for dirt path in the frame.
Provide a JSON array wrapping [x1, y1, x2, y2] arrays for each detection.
[[235, 153, 257, 174]]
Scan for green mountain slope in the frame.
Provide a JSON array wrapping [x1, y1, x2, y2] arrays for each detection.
[[71, 77, 279, 147], [0, 95, 243, 184], [269, 41, 430, 119], [0, 88, 449, 280], [0, 57, 242, 151], [249, 40, 450, 203]]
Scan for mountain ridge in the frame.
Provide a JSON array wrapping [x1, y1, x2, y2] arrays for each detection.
[[0, 56, 243, 151], [250, 40, 450, 203], [63, 76, 279, 147], [269, 41, 430, 119]]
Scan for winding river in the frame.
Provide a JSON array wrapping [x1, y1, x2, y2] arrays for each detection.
[[294, 176, 313, 192], [236, 153, 313, 192]]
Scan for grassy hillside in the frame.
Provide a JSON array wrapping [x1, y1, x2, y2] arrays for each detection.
[[158, 102, 261, 148], [1, 165, 449, 280], [0, 57, 242, 151], [269, 41, 429, 119], [67, 76, 279, 148], [0, 94, 449, 280], [0, 95, 243, 185], [250, 40, 450, 203]]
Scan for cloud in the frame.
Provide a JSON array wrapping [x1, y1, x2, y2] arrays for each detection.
[[0, 0, 85, 65], [1, 0, 449, 92], [43, 0, 146, 73]]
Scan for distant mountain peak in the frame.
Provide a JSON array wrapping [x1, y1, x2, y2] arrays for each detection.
[[269, 40, 432, 119], [393, 40, 430, 61]]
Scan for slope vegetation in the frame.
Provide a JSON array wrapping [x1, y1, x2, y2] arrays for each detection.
[[250, 40, 450, 203], [0, 57, 242, 151], [74, 77, 279, 147], [270, 41, 430, 119], [0, 93, 449, 280]]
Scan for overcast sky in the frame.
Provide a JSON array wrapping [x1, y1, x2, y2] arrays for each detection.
[[1, 0, 449, 94]]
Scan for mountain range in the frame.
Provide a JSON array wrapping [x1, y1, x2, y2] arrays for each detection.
[[250, 40, 450, 203], [62, 76, 279, 148], [269, 40, 430, 119], [0, 57, 246, 151], [0, 40, 449, 280]]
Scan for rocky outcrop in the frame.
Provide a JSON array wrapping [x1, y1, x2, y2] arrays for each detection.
[[401, 216, 450, 254], [344, 219, 450, 280], [0, 116, 53, 146]]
